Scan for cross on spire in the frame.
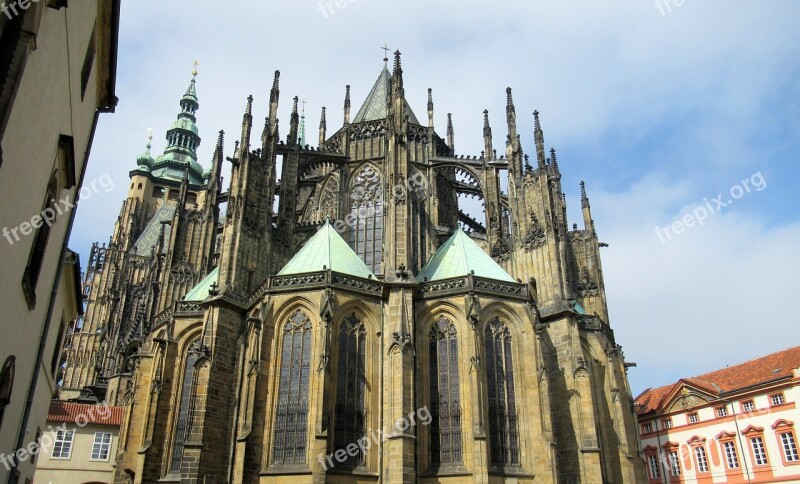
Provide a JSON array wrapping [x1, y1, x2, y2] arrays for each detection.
[[381, 44, 390, 66], [192, 58, 199, 78], [300, 98, 307, 115]]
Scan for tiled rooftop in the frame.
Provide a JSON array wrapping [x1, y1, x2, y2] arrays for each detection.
[[47, 400, 124, 426], [635, 346, 800, 414]]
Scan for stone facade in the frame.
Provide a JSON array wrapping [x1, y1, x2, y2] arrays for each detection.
[[61, 53, 646, 483], [0, 2, 119, 482]]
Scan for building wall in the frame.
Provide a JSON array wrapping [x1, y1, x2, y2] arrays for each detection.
[[0, 2, 118, 483], [35, 423, 119, 484], [638, 376, 800, 483]]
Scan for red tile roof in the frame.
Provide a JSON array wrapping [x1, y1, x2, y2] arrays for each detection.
[[635, 346, 800, 415], [47, 400, 124, 426]]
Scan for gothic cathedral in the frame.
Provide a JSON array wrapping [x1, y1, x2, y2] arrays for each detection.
[[60, 53, 647, 483]]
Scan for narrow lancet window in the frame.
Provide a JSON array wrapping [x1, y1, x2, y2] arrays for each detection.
[[348, 164, 383, 274], [485, 318, 520, 468], [170, 338, 201, 473], [429, 316, 462, 465], [333, 313, 367, 468], [272, 310, 312, 465]]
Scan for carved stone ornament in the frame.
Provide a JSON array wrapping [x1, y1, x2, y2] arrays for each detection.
[[577, 268, 599, 296], [491, 238, 511, 263], [522, 212, 546, 251]]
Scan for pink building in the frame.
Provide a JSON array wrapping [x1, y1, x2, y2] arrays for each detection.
[[635, 347, 800, 483]]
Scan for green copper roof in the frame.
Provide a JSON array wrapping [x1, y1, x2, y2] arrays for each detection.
[[145, 74, 205, 186], [278, 221, 375, 279], [353, 66, 419, 125], [417, 229, 515, 283], [183, 267, 219, 301]]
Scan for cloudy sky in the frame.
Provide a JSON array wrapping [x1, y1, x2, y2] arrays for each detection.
[[71, 0, 800, 396]]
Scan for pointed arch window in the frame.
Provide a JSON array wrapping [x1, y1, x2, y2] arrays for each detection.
[[170, 338, 202, 473], [429, 316, 462, 466], [333, 313, 367, 468], [348, 164, 383, 274], [484, 318, 520, 468], [272, 310, 312, 465]]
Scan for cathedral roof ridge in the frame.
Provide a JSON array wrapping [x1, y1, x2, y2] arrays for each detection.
[[352, 65, 419, 125]]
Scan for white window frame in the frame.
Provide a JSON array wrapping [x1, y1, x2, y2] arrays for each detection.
[[716, 406, 728, 417], [669, 450, 681, 476], [688, 413, 698, 424], [642, 423, 652, 434], [723, 441, 739, 468], [780, 431, 799, 462], [751, 436, 768, 465], [90, 431, 112, 461], [50, 429, 75, 460], [695, 446, 709, 472], [771, 393, 785, 406], [663, 418, 673, 429], [648, 454, 660, 479], [742, 400, 754, 412]]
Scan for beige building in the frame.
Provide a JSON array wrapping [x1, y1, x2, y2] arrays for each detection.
[[0, 2, 120, 483], [635, 346, 800, 483], [34, 400, 123, 484], [63, 53, 647, 483]]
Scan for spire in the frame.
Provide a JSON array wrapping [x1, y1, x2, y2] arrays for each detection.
[[135, 128, 155, 169], [240, 95, 253, 152], [392, 50, 404, 94], [506, 87, 517, 141], [151, 63, 204, 186], [551, 147, 559, 172], [164, 68, 201, 159], [581, 180, 593, 231], [265, 70, 280, 148], [343, 85, 351, 124], [534, 110, 546, 168], [319, 106, 327, 146], [288, 96, 299, 145], [427, 88, 434, 128], [298, 99, 306, 146], [580, 180, 589, 207], [446, 112, 454, 150], [206, 130, 224, 195], [483, 109, 493, 158]]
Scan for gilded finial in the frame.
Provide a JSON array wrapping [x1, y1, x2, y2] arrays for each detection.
[[192, 59, 199, 78], [146, 128, 153, 152]]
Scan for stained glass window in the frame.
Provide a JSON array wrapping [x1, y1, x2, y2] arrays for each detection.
[[429, 316, 462, 465], [333, 314, 367, 468], [484, 318, 520, 468], [170, 338, 201, 473], [349, 165, 383, 274], [272, 310, 312, 465]]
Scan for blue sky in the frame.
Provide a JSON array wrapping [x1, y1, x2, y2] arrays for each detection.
[[71, 0, 800, 396]]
